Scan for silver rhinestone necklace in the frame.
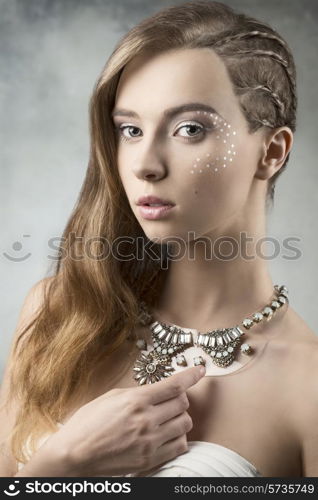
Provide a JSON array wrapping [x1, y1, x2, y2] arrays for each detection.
[[133, 284, 289, 385]]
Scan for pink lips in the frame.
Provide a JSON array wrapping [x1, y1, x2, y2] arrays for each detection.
[[136, 195, 175, 220], [138, 204, 175, 220], [137, 195, 174, 206]]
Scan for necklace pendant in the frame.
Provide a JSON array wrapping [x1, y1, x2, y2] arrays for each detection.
[[133, 350, 174, 385], [195, 326, 245, 368]]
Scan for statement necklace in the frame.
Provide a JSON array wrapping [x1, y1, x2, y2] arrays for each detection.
[[133, 284, 289, 385]]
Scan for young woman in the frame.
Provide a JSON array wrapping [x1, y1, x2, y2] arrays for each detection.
[[1, 0, 317, 478]]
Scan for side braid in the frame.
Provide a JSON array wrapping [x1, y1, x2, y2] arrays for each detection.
[[240, 85, 286, 128], [214, 30, 288, 49], [252, 85, 285, 114], [233, 49, 288, 68], [212, 30, 297, 128], [232, 48, 297, 113]]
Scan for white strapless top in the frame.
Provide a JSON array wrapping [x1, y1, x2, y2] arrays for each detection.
[[130, 440, 262, 477], [17, 428, 261, 477]]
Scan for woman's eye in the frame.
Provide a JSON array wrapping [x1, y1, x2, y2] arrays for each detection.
[[173, 123, 207, 142], [175, 123, 205, 140], [116, 125, 142, 141]]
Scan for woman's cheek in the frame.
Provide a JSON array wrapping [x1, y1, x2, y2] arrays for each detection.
[[186, 114, 238, 176]]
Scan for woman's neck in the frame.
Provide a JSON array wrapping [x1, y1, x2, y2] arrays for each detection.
[[154, 240, 274, 332]]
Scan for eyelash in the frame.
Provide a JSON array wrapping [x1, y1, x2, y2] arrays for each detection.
[[114, 121, 211, 143]]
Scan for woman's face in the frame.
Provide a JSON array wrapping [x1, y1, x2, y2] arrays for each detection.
[[112, 48, 265, 243]]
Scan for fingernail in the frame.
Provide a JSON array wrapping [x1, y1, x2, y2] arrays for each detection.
[[199, 366, 206, 376]]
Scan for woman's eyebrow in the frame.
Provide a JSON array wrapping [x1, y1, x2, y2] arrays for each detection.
[[111, 102, 223, 120]]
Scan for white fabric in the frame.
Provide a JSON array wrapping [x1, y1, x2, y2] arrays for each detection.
[[133, 441, 262, 477]]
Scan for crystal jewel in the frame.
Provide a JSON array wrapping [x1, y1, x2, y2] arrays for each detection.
[[240, 343, 252, 355], [176, 354, 187, 366], [193, 356, 206, 366]]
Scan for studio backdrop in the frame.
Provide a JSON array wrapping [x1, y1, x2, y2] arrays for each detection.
[[1, 0, 317, 381]]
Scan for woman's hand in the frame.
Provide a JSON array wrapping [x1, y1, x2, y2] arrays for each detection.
[[48, 365, 205, 476]]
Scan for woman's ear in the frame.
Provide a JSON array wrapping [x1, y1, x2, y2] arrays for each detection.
[[255, 127, 293, 180]]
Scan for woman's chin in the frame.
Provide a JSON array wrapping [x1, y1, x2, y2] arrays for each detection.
[[143, 229, 178, 244], [142, 226, 192, 245]]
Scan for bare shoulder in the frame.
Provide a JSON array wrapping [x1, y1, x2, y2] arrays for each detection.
[[266, 305, 318, 412], [277, 306, 318, 380], [4, 275, 54, 364], [277, 309, 318, 432], [21, 276, 54, 316], [274, 305, 318, 351], [279, 308, 318, 476], [285, 305, 318, 374], [263, 305, 318, 379]]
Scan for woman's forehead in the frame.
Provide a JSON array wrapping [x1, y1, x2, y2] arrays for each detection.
[[115, 48, 240, 123]]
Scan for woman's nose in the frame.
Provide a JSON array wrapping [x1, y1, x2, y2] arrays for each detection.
[[132, 141, 167, 181]]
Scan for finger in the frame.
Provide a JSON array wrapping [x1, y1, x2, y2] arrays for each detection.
[[156, 411, 193, 447], [152, 392, 189, 426], [141, 365, 205, 405], [150, 434, 189, 471]]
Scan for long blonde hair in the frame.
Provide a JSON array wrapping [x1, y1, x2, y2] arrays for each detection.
[[7, 0, 297, 464]]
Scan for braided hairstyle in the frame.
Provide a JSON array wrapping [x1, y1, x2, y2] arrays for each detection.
[[123, 0, 297, 203], [201, 24, 297, 202]]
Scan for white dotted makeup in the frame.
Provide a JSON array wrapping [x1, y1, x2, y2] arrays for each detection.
[[189, 111, 238, 175]]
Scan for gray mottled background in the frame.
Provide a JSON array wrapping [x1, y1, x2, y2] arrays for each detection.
[[1, 0, 317, 381]]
